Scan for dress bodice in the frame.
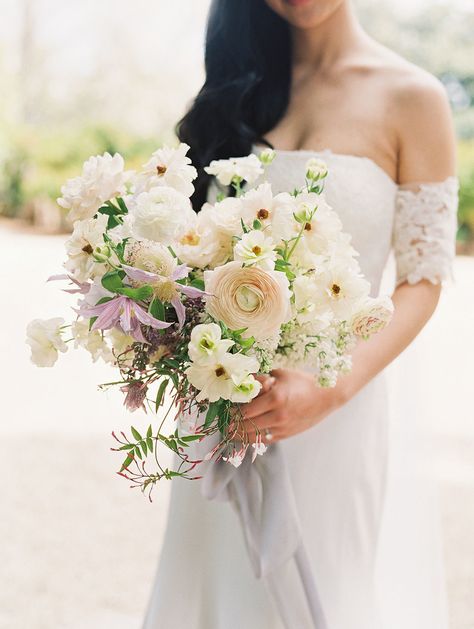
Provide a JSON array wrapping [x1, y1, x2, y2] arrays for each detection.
[[252, 147, 458, 294]]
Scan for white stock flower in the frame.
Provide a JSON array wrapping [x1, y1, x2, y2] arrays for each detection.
[[351, 296, 393, 339], [129, 186, 196, 245], [188, 323, 234, 364], [64, 213, 110, 282], [204, 261, 291, 341], [58, 153, 128, 222], [135, 143, 197, 197], [26, 318, 68, 367], [71, 319, 113, 362], [186, 352, 261, 403], [234, 230, 277, 270], [205, 154, 264, 186]]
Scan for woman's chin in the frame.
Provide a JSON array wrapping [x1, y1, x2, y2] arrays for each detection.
[[267, 0, 346, 30]]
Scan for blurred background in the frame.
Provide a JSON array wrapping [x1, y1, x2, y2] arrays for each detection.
[[0, 1, 473, 628]]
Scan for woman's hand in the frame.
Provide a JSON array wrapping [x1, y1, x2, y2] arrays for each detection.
[[234, 369, 348, 443]]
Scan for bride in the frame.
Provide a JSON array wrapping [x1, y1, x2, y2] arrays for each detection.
[[143, 1, 458, 628]]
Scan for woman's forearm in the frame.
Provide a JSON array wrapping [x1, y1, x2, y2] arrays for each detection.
[[337, 280, 442, 402]]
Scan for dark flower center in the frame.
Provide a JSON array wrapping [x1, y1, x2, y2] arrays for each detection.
[[257, 208, 269, 220]]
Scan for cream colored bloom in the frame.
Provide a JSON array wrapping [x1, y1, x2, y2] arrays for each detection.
[[292, 274, 333, 330], [258, 148, 276, 165], [130, 186, 196, 245], [233, 230, 276, 270], [204, 261, 291, 340], [64, 213, 109, 282], [351, 296, 393, 339], [204, 154, 263, 186], [71, 319, 113, 362], [135, 143, 197, 197], [188, 323, 234, 365], [316, 263, 371, 320], [305, 157, 328, 181], [26, 318, 68, 367], [58, 153, 128, 222]]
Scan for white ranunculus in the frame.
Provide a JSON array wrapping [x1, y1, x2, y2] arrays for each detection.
[[71, 319, 113, 362], [204, 261, 291, 341], [64, 213, 110, 282], [188, 323, 234, 365], [58, 153, 128, 222], [186, 352, 261, 403], [26, 318, 68, 367], [129, 185, 196, 245], [204, 154, 264, 186], [351, 296, 394, 339], [233, 230, 277, 270], [135, 143, 197, 197]]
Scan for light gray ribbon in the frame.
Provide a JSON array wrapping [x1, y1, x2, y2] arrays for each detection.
[[201, 441, 328, 629]]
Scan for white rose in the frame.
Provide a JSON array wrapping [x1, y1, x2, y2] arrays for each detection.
[[26, 318, 68, 367], [64, 213, 110, 283], [58, 153, 128, 222], [234, 230, 276, 270], [186, 351, 261, 403], [129, 185, 196, 245], [351, 296, 394, 339], [188, 323, 234, 364], [204, 154, 264, 186], [204, 261, 291, 341], [135, 143, 197, 197]]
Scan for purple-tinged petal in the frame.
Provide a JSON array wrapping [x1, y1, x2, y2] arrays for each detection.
[[129, 318, 148, 343], [178, 284, 207, 299], [90, 298, 123, 331], [47, 273, 70, 282], [171, 296, 186, 329], [122, 264, 159, 284], [133, 302, 171, 329], [120, 297, 132, 333], [48, 273, 90, 294], [171, 263, 191, 281]]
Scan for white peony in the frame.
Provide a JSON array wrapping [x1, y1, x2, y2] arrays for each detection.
[[188, 323, 234, 365], [26, 318, 68, 367], [234, 230, 277, 270], [351, 296, 394, 339], [205, 154, 264, 186], [64, 213, 110, 283], [186, 351, 261, 403], [135, 143, 197, 197], [58, 153, 128, 222], [204, 261, 291, 341], [129, 186, 196, 245]]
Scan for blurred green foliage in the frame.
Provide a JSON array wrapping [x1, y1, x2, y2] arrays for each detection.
[[457, 140, 474, 242]]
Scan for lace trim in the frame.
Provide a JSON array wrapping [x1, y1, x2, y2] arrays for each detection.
[[393, 177, 459, 286]]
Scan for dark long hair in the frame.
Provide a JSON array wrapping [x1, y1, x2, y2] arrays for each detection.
[[176, 0, 292, 210]]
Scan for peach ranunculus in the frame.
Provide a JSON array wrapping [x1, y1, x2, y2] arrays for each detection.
[[204, 261, 291, 341], [351, 296, 394, 339]]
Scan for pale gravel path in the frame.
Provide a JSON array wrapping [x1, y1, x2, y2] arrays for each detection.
[[1, 223, 473, 629]]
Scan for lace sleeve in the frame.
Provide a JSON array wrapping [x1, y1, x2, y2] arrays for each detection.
[[393, 177, 459, 286]]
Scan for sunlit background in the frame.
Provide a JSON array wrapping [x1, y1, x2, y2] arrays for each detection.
[[1, 1, 473, 628]]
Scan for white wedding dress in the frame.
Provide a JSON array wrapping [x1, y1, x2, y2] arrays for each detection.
[[142, 148, 458, 629]]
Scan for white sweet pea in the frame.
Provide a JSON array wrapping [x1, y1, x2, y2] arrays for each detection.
[[186, 352, 261, 403], [58, 153, 128, 222], [188, 323, 234, 365], [71, 319, 113, 363], [26, 318, 68, 367], [129, 186, 196, 245], [205, 154, 264, 186], [234, 230, 277, 270], [64, 213, 110, 283], [135, 143, 197, 197]]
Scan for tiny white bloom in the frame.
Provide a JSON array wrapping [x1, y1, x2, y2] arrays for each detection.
[[305, 157, 328, 181], [26, 318, 68, 367], [258, 148, 276, 165], [234, 230, 277, 270], [58, 153, 128, 222], [205, 154, 264, 186], [223, 446, 248, 468], [188, 323, 234, 365]]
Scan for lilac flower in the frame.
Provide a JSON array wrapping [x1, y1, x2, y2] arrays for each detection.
[[122, 263, 205, 329], [120, 381, 148, 412], [78, 294, 171, 342]]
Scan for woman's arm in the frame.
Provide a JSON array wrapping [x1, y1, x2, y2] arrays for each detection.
[[239, 74, 457, 443]]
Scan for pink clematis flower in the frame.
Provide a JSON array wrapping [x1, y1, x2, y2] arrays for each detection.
[[47, 273, 91, 295], [78, 294, 171, 342], [121, 263, 205, 329]]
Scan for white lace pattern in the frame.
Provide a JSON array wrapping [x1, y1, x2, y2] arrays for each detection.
[[393, 177, 459, 286]]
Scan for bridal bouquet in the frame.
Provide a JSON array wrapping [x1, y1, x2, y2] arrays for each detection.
[[26, 143, 393, 498]]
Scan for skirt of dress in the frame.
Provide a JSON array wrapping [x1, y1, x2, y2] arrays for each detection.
[[142, 372, 391, 629]]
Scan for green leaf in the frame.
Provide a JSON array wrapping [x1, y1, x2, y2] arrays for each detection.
[[149, 297, 165, 321], [131, 426, 142, 441], [163, 357, 180, 369], [101, 270, 124, 293], [118, 443, 135, 451], [190, 278, 205, 291], [119, 284, 154, 301], [134, 445, 143, 460], [252, 219, 262, 230], [179, 434, 202, 442], [146, 436, 154, 452], [146, 425, 152, 438], [116, 197, 129, 213], [204, 401, 221, 428], [155, 379, 169, 413], [120, 452, 134, 471], [140, 440, 148, 456]]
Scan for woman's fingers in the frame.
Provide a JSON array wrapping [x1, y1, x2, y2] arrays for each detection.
[[255, 374, 275, 395], [232, 411, 281, 443]]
